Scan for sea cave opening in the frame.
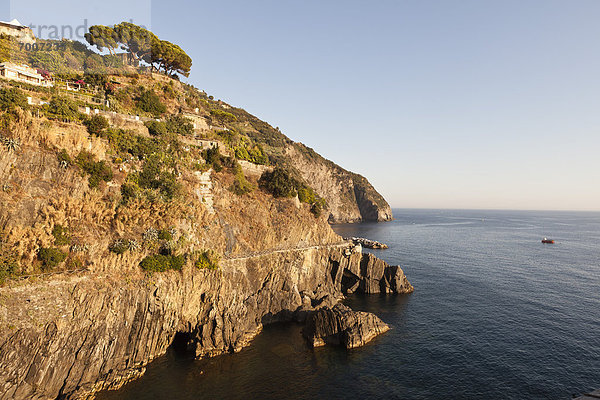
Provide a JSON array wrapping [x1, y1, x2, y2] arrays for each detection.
[[170, 331, 193, 355]]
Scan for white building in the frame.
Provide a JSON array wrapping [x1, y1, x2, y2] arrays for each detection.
[[0, 62, 51, 86]]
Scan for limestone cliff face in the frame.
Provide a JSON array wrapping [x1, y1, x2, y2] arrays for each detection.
[[0, 244, 412, 399], [285, 143, 393, 223]]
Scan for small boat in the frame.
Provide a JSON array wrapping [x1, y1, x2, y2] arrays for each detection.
[[541, 237, 555, 244]]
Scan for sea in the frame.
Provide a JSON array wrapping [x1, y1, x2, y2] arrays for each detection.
[[97, 209, 600, 400]]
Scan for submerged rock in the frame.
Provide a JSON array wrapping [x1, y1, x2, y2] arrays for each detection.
[[303, 304, 390, 348]]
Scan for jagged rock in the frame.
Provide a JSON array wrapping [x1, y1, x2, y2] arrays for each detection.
[[330, 251, 414, 294], [303, 304, 390, 348]]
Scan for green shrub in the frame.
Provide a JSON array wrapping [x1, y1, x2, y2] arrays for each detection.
[[0, 109, 19, 135], [65, 255, 84, 270], [45, 96, 83, 122], [38, 247, 67, 270], [131, 135, 162, 159], [101, 128, 161, 159], [0, 249, 19, 284], [52, 224, 71, 246], [138, 154, 180, 200], [165, 115, 194, 136], [83, 73, 109, 88], [258, 168, 299, 198], [298, 186, 326, 216], [191, 161, 209, 172], [230, 163, 254, 195], [310, 198, 327, 217], [297, 187, 316, 204], [139, 254, 185, 272], [57, 149, 72, 166], [120, 182, 139, 203], [201, 146, 223, 172], [157, 229, 173, 241], [84, 114, 109, 135], [259, 168, 326, 216], [137, 89, 166, 116], [234, 143, 268, 165], [193, 250, 220, 270], [145, 120, 167, 136], [76, 151, 113, 188], [210, 109, 236, 125], [201, 146, 235, 172], [0, 87, 29, 111], [121, 154, 181, 203]]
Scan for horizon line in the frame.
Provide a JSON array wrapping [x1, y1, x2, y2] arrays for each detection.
[[389, 207, 600, 213]]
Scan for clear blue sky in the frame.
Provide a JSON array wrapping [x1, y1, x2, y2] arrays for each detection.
[[7, 0, 600, 210]]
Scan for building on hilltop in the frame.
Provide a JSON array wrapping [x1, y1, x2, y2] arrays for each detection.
[[0, 19, 36, 44], [0, 62, 52, 86]]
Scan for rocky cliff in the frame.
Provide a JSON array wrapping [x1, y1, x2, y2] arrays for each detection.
[[0, 244, 411, 399], [285, 143, 393, 223], [0, 68, 404, 400]]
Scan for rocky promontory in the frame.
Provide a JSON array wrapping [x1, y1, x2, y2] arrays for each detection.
[[303, 303, 390, 348]]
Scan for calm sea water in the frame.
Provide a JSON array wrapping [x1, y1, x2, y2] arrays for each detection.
[[98, 209, 600, 400]]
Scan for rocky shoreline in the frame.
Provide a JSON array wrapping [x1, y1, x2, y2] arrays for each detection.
[[0, 243, 412, 399]]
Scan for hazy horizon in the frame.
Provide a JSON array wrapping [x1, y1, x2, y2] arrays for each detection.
[[8, 0, 600, 211], [389, 207, 600, 213]]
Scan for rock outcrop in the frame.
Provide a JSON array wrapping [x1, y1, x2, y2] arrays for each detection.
[[330, 250, 413, 294], [284, 143, 393, 223], [303, 304, 390, 348], [0, 244, 412, 400]]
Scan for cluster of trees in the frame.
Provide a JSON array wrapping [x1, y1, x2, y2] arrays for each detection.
[[259, 168, 327, 216], [84, 22, 192, 78], [145, 115, 194, 136]]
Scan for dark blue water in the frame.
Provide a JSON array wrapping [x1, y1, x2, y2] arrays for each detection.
[[97, 209, 600, 400]]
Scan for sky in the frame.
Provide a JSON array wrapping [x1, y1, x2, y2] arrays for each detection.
[[5, 0, 600, 211]]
